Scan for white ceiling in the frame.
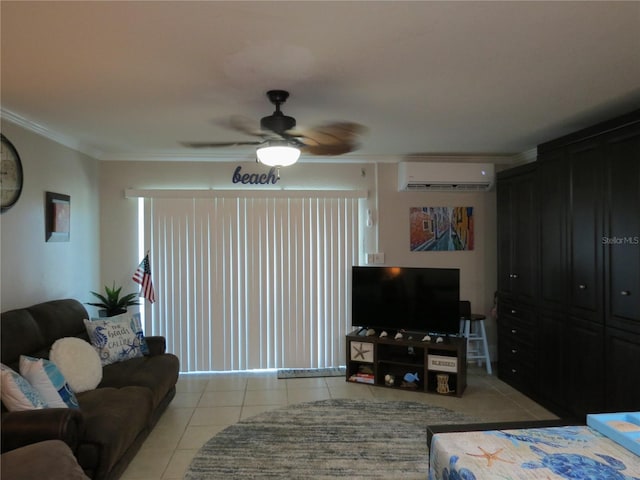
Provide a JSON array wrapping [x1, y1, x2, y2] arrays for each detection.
[[1, 1, 639, 162]]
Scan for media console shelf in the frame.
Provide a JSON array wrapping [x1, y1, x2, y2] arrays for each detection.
[[346, 330, 467, 397]]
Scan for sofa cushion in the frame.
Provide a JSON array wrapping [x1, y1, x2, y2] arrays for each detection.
[[0, 309, 47, 371], [0, 363, 47, 411], [19, 356, 79, 408], [1, 300, 91, 372], [27, 300, 91, 347], [50, 338, 102, 393], [100, 354, 180, 409], [0, 439, 89, 480], [76, 386, 153, 472], [84, 316, 147, 366]]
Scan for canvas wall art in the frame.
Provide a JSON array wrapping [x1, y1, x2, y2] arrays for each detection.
[[45, 192, 70, 242], [410, 207, 474, 251]]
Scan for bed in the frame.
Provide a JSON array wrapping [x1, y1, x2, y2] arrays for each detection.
[[427, 418, 640, 480]]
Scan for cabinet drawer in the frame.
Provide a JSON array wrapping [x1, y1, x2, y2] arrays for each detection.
[[350, 341, 374, 362], [499, 358, 536, 392], [499, 302, 536, 327], [499, 303, 537, 345], [498, 322, 537, 348], [498, 337, 535, 365]]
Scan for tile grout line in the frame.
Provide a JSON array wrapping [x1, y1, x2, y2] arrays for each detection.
[[239, 377, 249, 420], [158, 385, 204, 480]]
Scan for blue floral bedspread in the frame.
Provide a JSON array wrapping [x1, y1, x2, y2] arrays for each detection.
[[429, 426, 640, 479]]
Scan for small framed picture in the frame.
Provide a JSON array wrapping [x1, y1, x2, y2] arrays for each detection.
[[45, 192, 70, 242]]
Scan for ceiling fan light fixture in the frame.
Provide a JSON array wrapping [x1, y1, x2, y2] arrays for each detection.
[[256, 141, 301, 167]]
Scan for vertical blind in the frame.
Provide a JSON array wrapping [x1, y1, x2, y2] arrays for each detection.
[[144, 193, 361, 372]]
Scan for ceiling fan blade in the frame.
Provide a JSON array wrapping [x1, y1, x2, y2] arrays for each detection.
[[291, 122, 367, 146], [289, 122, 367, 155], [301, 142, 360, 156], [181, 141, 262, 148]]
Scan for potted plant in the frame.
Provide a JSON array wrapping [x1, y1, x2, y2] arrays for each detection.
[[87, 282, 140, 317]]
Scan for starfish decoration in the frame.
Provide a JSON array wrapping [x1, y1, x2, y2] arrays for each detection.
[[352, 343, 371, 360], [466, 447, 514, 467]]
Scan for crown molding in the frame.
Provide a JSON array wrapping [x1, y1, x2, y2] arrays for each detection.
[[0, 107, 105, 159], [401, 153, 522, 165], [510, 147, 538, 164]]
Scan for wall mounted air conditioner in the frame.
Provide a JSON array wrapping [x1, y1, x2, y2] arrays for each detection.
[[397, 162, 495, 191]]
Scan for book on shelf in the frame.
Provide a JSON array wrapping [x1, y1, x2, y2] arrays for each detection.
[[349, 373, 375, 384]]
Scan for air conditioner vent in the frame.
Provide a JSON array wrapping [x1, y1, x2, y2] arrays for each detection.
[[398, 162, 495, 192], [405, 183, 491, 192]]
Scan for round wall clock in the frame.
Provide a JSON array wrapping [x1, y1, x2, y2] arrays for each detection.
[[1, 134, 24, 213]]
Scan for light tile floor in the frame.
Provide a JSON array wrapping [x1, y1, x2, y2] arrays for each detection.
[[120, 365, 557, 480]]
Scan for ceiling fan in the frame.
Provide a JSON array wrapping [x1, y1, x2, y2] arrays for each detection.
[[181, 90, 367, 166]]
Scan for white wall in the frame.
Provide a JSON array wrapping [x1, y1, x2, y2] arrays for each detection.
[[0, 121, 100, 311]]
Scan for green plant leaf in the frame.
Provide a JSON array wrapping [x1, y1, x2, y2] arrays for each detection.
[[86, 282, 140, 316]]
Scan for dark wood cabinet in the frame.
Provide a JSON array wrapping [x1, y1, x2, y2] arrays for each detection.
[[605, 327, 640, 411], [604, 123, 640, 333], [496, 163, 538, 304], [564, 316, 605, 417], [497, 109, 640, 420], [496, 179, 514, 295], [568, 139, 604, 323], [497, 300, 537, 396], [537, 309, 566, 412], [538, 153, 569, 310]]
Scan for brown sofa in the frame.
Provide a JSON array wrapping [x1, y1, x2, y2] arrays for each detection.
[[1, 439, 90, 480], [1, 299, 180, 480]]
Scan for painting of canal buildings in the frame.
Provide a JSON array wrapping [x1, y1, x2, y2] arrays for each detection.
[[410, 207, 474, 251]]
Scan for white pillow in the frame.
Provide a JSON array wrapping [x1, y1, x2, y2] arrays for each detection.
[[19, 355, 79, 409], [84, 315, 147, 366], [50, 337, 103, 393], [0, 363, 47, 411]]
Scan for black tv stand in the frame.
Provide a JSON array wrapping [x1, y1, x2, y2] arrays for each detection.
[[345, 329, 467, 396]]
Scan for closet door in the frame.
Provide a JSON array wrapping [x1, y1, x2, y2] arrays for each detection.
[[497, 163, 537, 303], [512, 174, 538, 303], [538, 152, 569, 310], [565, 316, 605, 417], [568, 139, 603, 323], [497, 177, 515, 296], [537, 309, 566, 411], [604, 124, 640, 333], [605, 328, 640, 411]]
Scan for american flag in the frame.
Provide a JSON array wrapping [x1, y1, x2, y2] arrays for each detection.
[[133, 254, 156, 303]]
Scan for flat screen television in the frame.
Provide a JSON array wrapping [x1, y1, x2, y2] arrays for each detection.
[[351, 266, 460, 335]]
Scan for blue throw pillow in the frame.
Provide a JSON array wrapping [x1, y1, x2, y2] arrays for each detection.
[[0, 363, 47, 411], [19, 356, 79, 409], [84, 313, 149, 365]]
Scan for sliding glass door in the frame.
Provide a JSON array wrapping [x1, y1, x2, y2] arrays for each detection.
[[141, 192, 362, 372]]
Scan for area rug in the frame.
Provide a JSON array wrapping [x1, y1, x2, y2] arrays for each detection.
[[185, 398, 474, 479], [277, 366, 346, 379]]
